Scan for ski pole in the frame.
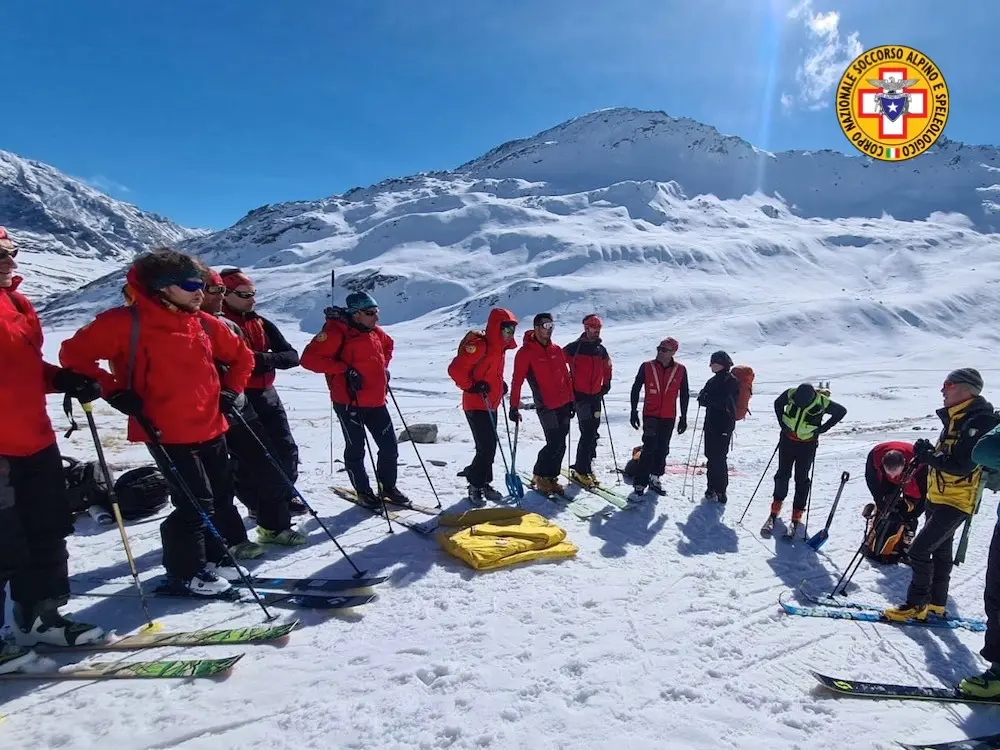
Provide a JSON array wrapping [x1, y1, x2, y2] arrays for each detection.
[[229, 410, 367, 577], [72, 398, 159, 632], [387, 386, 441, 509], [135, 413, 277, 621], [737, 440, 780, 524], [681, 404, 701, 494], [600, 395, 621, 485], [337, 398, 393, 534], [803, 460, 817, 537], [329, 402, 334, 476], [482, 394, 522, 502], [690, 427, 704, 503]]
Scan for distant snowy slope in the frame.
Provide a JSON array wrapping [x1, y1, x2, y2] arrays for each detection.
[[0, 150, 203, 298], [39, 108, 1000, 358]]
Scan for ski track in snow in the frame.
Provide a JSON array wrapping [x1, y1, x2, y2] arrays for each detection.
[[1, 327, 998, 750]]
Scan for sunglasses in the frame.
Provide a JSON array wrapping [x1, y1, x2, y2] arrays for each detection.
[[205, 284, 225, 295], [657, 347, 676, 354], [537, 321, 554, 330], [359, 308, 378, 317], [0, 247, 18, 261], [500, 323, 516, 333], [228, 289, 256, 299], [174, 279, 206, 293]]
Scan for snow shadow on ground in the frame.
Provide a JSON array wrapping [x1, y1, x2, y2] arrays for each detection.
[[675, 498, 738, 556], [584, 495, 667, 558]]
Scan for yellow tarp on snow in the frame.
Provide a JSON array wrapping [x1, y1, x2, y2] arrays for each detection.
[[436, 508, 577, 571]]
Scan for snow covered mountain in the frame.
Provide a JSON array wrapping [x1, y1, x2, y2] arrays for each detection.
[[40, 107, 1000, 360], [0, 150, 202, 299]]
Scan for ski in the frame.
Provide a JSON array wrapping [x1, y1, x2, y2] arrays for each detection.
[[149, 582, 377, 610], [382, 497, 440, 516], [811, 670, 1000, 705], [780, 591, 985, 631], [34, 621, 297, 653], [237, 575, 388, 593], [0, 654, 243, 681], [797, 586, 986, 629], [559, 469, 631, 511], [897, 732, 1000, 749], [331, 486, 438, 534], [518, 472, 610, 519]]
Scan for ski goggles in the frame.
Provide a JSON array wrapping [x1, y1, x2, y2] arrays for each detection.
[[205, 284, 226, 295], [155, 278, 206, 292], [536, 321, 554, 331], [500, 322, 516, 335]]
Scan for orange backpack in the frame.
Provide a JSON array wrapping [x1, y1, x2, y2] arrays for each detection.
[[732, 365, 754, 420]]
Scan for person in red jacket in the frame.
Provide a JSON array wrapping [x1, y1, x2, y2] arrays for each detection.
[[862, 441, 927, 562], [199, 270, 306, 549], [629, 337, 689, 497], [563, 314, 612, 487], [300, 291, 411, 509], [60, 249, 255, 597], [447, 307, 518, 505], [218, 268, 305, 517], [509, 312, 574, 495], [0, 227, 106, 651]]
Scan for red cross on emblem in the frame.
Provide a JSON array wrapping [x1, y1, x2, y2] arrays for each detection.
[[857, 67, 929, 140]]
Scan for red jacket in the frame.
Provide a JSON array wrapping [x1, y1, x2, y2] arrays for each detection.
[[300, 309, 394, 408], [866, 441, 926, 501], [59, 267, 254, 445], [221, 310, 299, 391], [0, 277, 60, 456], [563, 335, 612, 397], [633, 359, 689, 419], [447, 308, 517, 412], [510, 331, 573, 411]]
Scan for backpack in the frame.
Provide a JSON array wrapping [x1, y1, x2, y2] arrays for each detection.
[[112, 466, 170, 520], [62, 456, 111, 515], [731, 365, 754, 420]]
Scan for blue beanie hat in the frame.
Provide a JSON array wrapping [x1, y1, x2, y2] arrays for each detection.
[[346, 291, 378, 314]]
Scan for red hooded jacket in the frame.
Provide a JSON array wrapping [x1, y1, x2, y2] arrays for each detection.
[[300, 308, 394, 408], [0, 277, 61, 456], [563, 334, 612, 397], [865, 440, 926, 502], [447, 308, 517, 412], [59, 267, 255, 445], [510, 331, 573, 411]]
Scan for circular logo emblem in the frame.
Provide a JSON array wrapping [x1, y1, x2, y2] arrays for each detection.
[[835, 45, 949, 162]]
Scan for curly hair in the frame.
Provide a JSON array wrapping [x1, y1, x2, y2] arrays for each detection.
[[131, 248, 207, 292]]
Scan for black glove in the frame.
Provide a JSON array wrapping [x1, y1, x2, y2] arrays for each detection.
[[817, 422, 831, 435], [52, 369, 102, 404], [345, 368, 363, 395], [600, 383, 611, 397], [385, 369, 391, 383], [469, 381, 490, 395], [253, 352, 276, 374], [509, 406, 521, 423], [502, 381, 509, 396], [106, 389, 144, 417], [568, 403, 576, 419], [697, 391, 706, 407], [862, 502, 875, 519], [630, 410, 641, 430], [913, 438, 935, 463], [677, 415, 687, 435], [219, 389, 245, 417]]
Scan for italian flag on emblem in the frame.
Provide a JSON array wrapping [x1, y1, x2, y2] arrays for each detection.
[[885, 147, 901, 159]]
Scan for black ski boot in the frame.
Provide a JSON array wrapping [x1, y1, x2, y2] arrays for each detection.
[[482, 484, 504, 503], [382, 487, 412, 508]]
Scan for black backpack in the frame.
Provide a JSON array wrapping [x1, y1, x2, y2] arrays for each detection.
[[62, 456, 111, 515], [112, 466, 170, 520]]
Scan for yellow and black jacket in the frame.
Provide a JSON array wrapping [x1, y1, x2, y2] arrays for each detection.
[[925, 396, 1000, 515], [774, 388, 847, 443]]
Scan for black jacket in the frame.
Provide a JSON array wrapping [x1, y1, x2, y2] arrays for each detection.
[[697, 370, 739, 434]]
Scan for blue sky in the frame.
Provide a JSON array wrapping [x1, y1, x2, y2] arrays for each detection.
[[2, 0, 996, 229]]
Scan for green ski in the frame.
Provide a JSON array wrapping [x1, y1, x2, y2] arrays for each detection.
[[35, 620, 298, 653], [560, 469, 632, 510], [0, 654, 244, 681], [518, 472, 611, 519]]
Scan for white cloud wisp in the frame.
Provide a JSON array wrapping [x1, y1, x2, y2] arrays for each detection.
[[782, 0, 862, 111]]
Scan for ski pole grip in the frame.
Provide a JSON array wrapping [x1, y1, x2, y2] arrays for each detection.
[[842, 471, 850, 482]]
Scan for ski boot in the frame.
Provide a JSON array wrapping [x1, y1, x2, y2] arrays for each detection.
[[12, 599, 105, 648], [229, 540, 266, 559], [883, 602, 929, 623], [716, 492, 727, 505], [532, 475, 564, 497], [0, 639, 39, 674], [381, 487, 413, 508], [629, 483, 647, 504], [467, 485, 487, 507], [355, 489, 383, 510], [160, 569, 235, 598], [207, 558, 252, 582], [760, 514, 776, 538], [569, 467, 598, 488], [288, 498, 308, 516], [647, 475, 666, 497], [959, 665, 1000, 699], [703, 490, 717, 502], [482, 484, 504, 503], [256, 527, 308, 546], [783, 510, 804, 541]]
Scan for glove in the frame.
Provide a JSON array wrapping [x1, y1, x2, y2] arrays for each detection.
[[677, 415, 687, 435], [52, 369, 102, 404], [219, 389, 245, 417], [106, 389, 144, 418], [345, 368, 363, 396], [568, 403, 576, 419], [502, 381, 509, 396], [817, 423, 831, 435], [600, 383, 611, 397], [913, 438, 935, 463], [469, 381, 490, 395], [509, 406, 521, 423], [630, 410, 641, 430], [697, 391, 706, 407], [252, 352, 276, 374], [862, 502, 875, 519], [385, 369, 391, 383]]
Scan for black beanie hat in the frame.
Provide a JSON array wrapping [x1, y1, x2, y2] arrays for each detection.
[[710, 350, 733, 368], [946, 368, 984, 395]]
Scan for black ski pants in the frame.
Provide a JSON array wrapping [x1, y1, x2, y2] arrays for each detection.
[[905, 501, 968, 608], [333, 403, 398, 493], [533, 403, 573, 478], [226, 399, 292, 533], [463, 410, 498, 489], [0, 443, 73, 613], [150, 436, 246, 580], [635, 415, 675, 485], [246, 387, 299, 485], [982, 521, 1000, 664], [704, 427, 732, 495], [773, 435, 817, 511], [572, 393, 602, 475]]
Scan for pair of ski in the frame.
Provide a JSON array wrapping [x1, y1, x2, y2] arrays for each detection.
[[780, 586, 986, 632], [519, 470, 637, 520], [331, 486, 440, 534]]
